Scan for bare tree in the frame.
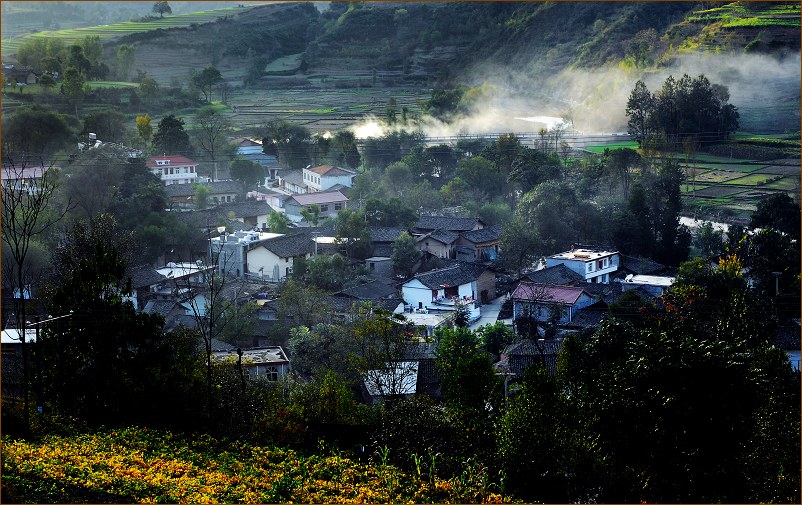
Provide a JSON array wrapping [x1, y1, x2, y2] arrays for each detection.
[[1, 154, 73, 431], [352, 305, 424, 399], [193, 108, 230, 181]]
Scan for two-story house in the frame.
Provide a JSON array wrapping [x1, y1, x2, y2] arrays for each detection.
[[146, 155, 199, 186], [545, 248, 619, 284], [283, 190, 348, 223], [302, 165, 357, 191]]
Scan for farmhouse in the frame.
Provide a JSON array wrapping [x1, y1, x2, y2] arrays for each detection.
[[302, 165, 357, 191], [283, 190, 348, 223], [512, 282, 596, 324], [546, 247, 620, 284], [146, 155, 199, 186]]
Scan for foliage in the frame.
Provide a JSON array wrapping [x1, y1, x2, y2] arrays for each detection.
[[260, 119, 312, 170], [153, 1, 172, 18], [391, 232, 421, 278], [135, 114, 152, 144], [193, 106, 231, 177], [300, 204, 321, 227], [475, 321, 516, 356], [1, 427, 509, 503], [750, 192, 800, 239], [81, 108, 128, 144], [334, 208, 371, 259], [152, 114, 193, 156], [268, 210, 290, 233], [2, 104, 77, 160], [191, 65, 222, 103], [498, 216, 542, 275]]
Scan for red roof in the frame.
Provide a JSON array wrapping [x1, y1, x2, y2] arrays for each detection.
[[307, 165, 355, 176], [146, 155, 198, 168], [512, 282, 589, 305]]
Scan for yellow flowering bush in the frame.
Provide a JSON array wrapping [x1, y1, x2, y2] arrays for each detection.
[[1, 427, 512, 503]]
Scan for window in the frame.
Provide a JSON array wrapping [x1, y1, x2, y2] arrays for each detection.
[[587, 263, 593, 272], [603, 258, 609, 267], [597, 260, 603, 269], [260, 365, 279, 381], [319, 204, 329, 212], [334, 203, 342, 211]]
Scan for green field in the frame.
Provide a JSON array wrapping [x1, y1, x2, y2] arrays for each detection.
[[1, 6, 254, 56], [584, 141, 639, 153], [264, 53, 303, 74]]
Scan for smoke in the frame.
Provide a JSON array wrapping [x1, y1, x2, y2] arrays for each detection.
[[351, 52, 800, 138]]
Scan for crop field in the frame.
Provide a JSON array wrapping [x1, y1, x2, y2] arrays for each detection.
[[692, 186, 748, 198], [584, 141, 639, 153], [1, 6, 254, 57], [722, 173, 780, 186]]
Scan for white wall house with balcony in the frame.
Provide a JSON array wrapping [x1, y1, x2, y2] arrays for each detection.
[[546, 248, 619, 284], [146, 155, 199, 186], [302, 165, 356, 192]]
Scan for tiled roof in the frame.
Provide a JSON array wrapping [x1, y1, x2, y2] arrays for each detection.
[[338, 280, 398, 300], [371, 227, 407, 243], [127, 264, 167, 289], [241, 153, 280, 167], [773, 325, 801, 350], [460, 225, 501, 244], [308, 165, 356, 176], [146, 155, 198, 168], [143, 300, 178, 318], [286, 190, 348, 206], [576, 281, 622, 304], [619, 254, 668, 275], [524, 264, 584, 286], [411, 265, 480, 289], [257, 231, 315, 258], [505, 338, 564, 357], [512, 282, 590, 305], [414, 215, 483, 233], [429, 229, 459, 245], [210, 338, 237, 352], [195, 200, 274, 222], [165, 180, 244, 198], [237, 138, 262, 147]]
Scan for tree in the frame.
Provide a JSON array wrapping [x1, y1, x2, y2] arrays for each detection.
[[476, 321, 516, 356], [625, 80, 654, 147], [2, 104, 76, 161], [194, 184, 210, 210], [260, 119, 312, 169], [391, 232, 421, 278], [277, 280, 333, 328], [116, 44, 136, 81], [1, 158, 72, 432], [153, 1, 172, 18], [136, 114, 153, 144], [61, 66, 86, 117], [268, 211, 290, 233], [193, 107, 230, 180], [152, 114, 193, 156], [38, 74, 56, 91], [82, 108, 128, 143], [435, 326, 501, 458], [191, 65, 222, 103], [138, 76, 160, 103], [334, 208, 371, 259], [499, 217, 542, 276], [63, 147, 128, 221], [300, 204, 321, 227], [695, 222, 724, 257], [750, 193, 800, 240], [229, 158, 262, 189], [363, 197, 418, 227]]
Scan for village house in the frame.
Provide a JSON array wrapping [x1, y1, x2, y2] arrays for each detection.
[[369, 227, 407, 258], [512, 282, 596, 324], [235, 138, 283, 180], [283, 190, 348, 223], [212, 346, 291, 381], [146, 155, 199, 186], [401, 264, 491, 321], [241, 231, 316, 282], [621, 274, 676, 297], [302, 165, 357, 192], [412, 215, 486, 235], [166, 180, 243, 209], [455, 225, 502, 262], [125, 264, 167, 311], [1, 164, 55, 194], [546, 247, 620, 284], [77, 133, 142, 158]]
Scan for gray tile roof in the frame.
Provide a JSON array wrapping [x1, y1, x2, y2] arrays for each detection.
[[128, 264, 167, 289], [412, 265, 480, 289], [619, 254, 668, 275], [371, 227, 407, 243], [414, 215, 483, 233], [193, 200, 274, 224], [524, 264, 584, 286], [338, 280, 398, 300], [258, 231, 315, 258], [460, 225, 501, 244], [504, 338, 564, 376], [143, 299, 178, 318], [428, 229, 459, 245], [773, 325, 801, 350]]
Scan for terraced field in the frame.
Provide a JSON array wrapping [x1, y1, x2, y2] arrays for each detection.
[[1, 6, 255, 57]]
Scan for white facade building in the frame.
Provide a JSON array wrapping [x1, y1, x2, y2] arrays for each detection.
[[546, 248, 619, 284], [146, 155, 199, 186]]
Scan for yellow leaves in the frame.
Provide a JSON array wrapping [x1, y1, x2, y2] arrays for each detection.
[[2, 430, 512, 504]]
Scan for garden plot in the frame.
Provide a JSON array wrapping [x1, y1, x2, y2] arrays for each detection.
[[763, 177, 799, 191], [754, 160, 800, 176], [691, 170, 746, 183], [722, 173, 780, 186], [692, 185, 749, 198]]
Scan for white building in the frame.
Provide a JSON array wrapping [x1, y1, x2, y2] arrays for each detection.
[[546, 248, 619, 284], [146, 155, 199, 186], [621, 274, 675, 297], [302, 165, 356, 192]]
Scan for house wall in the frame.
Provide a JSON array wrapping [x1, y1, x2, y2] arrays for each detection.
[[150, 163, 198, 186], [285, 199, 346, 223], [546, 253, 619, 284], [417, 239, 453, 259], [513, 292, 594, 324], [366, 258, 393, 277], [475, 270, 496, 303], [402, 279, 436, 309], [247, 246, 308, 282]]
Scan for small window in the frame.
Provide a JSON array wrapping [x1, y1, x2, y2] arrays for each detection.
[[587, 263, 593, 272], [334, 203, 342, 211], [320, 204, 329, 212], [597, 260, 603, 269], [603, 258, 609, 267]]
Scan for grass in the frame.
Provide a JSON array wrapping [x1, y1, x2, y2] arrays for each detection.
[[264, 53, 303, 73], [722, 173, 778, 186], [584, 141, 639, 153], [2, 6, 255, 56], [87, 81, 138, 89]]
